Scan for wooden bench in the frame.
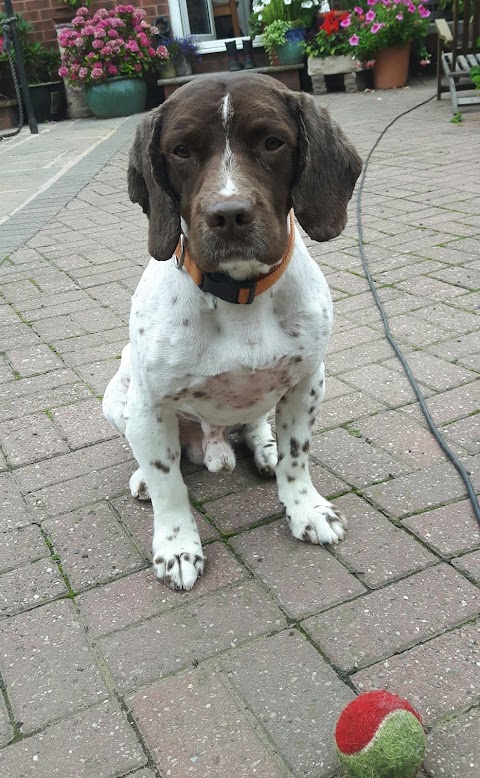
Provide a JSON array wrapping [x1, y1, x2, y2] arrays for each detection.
[[436, 0, 480, 113], [157, 64, 304, 99]]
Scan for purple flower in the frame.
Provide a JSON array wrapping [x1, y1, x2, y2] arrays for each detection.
[[371, 22, 381, 31], [396, 12, 404, 18], [349, 34, 360, 45], [367, 0, 378, 5], [407, 3, 416, 11], [340, 17, 351, 26], [418, 4, 431, 16], [366, 9, 376, 20], [354, 5, 363, 12]]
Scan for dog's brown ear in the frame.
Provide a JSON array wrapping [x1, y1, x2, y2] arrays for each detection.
[[288, 93, 362, 242], [127, 108, 180, 261]]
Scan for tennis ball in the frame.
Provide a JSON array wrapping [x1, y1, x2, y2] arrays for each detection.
[[335, 690, 426, 778]]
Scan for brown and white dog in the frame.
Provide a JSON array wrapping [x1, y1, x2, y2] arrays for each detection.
[[103, 73, 362, 590]]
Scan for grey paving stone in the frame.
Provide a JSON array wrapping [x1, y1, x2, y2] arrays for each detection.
[[0, 692, 13, 747], [332, 493, 436, 588], [442, 414, 480, 455], [128, 665, 290, 778], [354, 410, 447, 469], [215, 631, 354, 778], [0, 472, 32, 532], [205, 482, 281, 533], [0, 700, 147, 778], [6, 344, 65, 377], [52, 397, 117, 448], [452, 549, 480, 583], [302, 564, 480, 672], [384, 351, 476, 393], [313, 391, 386, 432], [424, 708, 480, 778], [27, 460, 134, 519], [0, 524, 49, 573], [0, 557, 67, 616], [231, 520, 365, 618], [77, 542, 248, 638], [0, 599, 108, 732], [15, 437, 131, 494], [352, 621, 480, 726], [0, 412, 69, 467], [99, 580, 286, 692], [339, 363, 425, 407], [365, 461, 468, 518], [43, 502, 146, 590], [402, 500, 480, 557], [310, 427, 410, 488]]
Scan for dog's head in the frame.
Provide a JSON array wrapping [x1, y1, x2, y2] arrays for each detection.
[[128, 73, 362, 274]]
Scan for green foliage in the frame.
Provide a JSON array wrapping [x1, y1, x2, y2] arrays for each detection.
[[0, 12, 60, 83], [251, 0, 318, 30], [262, 20, 291, 54], [451, 111, 463, 123]]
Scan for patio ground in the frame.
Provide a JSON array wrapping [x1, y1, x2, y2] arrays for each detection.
[[0, 78, 479, 778]]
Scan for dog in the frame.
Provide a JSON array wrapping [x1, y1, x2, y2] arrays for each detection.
[[103, 72, 362, 591]]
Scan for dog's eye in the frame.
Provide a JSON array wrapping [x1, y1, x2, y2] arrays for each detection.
[[264, 137, 284, 151], [173, 145, 191, 158]]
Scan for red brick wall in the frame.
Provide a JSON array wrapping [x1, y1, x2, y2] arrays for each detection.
[[15, 0, 169, 45]]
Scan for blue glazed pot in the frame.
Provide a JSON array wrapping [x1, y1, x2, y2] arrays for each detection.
[[85, 77, 147, 119], [276, 41, 305, 66], [285, 27, 306, 43]]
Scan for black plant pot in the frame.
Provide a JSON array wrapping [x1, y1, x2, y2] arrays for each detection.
[[27, 81, 67, 123]]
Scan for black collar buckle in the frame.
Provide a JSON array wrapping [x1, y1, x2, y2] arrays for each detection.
[[199, 272, 257, 305]]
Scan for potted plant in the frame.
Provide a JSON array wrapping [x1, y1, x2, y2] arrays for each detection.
[[58, 5, 165, 118], [251, 0, 321, 64], [165, 36, 201, 77], [305, 10, 359, 91], [346, 0, 431, 89], [23, 42, 66, 122]]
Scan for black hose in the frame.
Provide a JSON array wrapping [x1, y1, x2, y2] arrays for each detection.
[[356, 92, 480, 525]]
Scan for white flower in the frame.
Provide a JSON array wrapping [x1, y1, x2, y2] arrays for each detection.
[[284, 0, 293, 5], [263, 0, 271, 5], [252, 2, 263, 11], [301, 0, 313, 6]]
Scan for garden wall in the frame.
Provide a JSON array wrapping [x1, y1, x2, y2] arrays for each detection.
[[14, 0, 169, 44]]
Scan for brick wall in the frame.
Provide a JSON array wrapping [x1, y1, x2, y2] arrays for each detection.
[[14, 0, 169, 45]]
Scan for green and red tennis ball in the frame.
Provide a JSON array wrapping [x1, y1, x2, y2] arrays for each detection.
[[335, 691, 426, 778]]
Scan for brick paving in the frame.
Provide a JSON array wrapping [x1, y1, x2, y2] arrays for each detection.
[[0, 79, 479, 777]]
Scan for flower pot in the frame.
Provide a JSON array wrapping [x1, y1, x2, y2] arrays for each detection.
[[373, 42, 412, 89], [308, 55, 356, 77], [276, 41, 305, 66], [28, 81, 66, 123], [85, 77, 147, 119], [175, 57, 193, 77], [158, 61, 177, 80], [285, 27, 306, 43]]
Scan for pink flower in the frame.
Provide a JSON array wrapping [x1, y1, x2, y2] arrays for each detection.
[[91, 66, 103, 79], [147, 47, 156, 56], [58, 65, 69, 78], [79, 66, 88, 80], [407, 3, 416, 11], [371, 22, 382, 31], [367, 0, 377, 5], [108, 29, 118, 38], [94, 28, 106, 38], [366, 9, 376, 20], [365, 59, 375, 68], [77, 7, 89, 15], [340, 16, 351, 26], [418, 4, 430, 16], [396, 12, 404, 19], [354, 6, 363, 12], [137, 32, 149, 46], [92, 39, 104, 49], [134, 62, 142, 71], [125, 40, 139, 52], [349, 34, 360, 45], [107, 64, 118, 74], [156, 45, 169, 60]]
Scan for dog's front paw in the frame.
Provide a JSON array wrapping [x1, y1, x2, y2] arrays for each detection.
[[254, 443, 278, 477], [286, 494, 346, 546], [153, 529, 205, 590]]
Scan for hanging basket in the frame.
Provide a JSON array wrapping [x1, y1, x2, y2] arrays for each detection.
[[373, 42, 411, 89]]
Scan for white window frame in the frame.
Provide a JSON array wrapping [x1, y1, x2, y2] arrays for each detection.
[[167, 0, 264, 53]]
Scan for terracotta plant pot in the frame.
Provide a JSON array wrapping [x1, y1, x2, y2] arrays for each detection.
[[373, 42, 411, 89]]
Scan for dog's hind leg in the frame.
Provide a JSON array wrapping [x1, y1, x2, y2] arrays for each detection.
[[201, 423, 236, 473], [240, 414, 277, 476]]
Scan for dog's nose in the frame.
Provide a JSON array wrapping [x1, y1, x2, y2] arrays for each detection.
[[205, 199, 255, 238]]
